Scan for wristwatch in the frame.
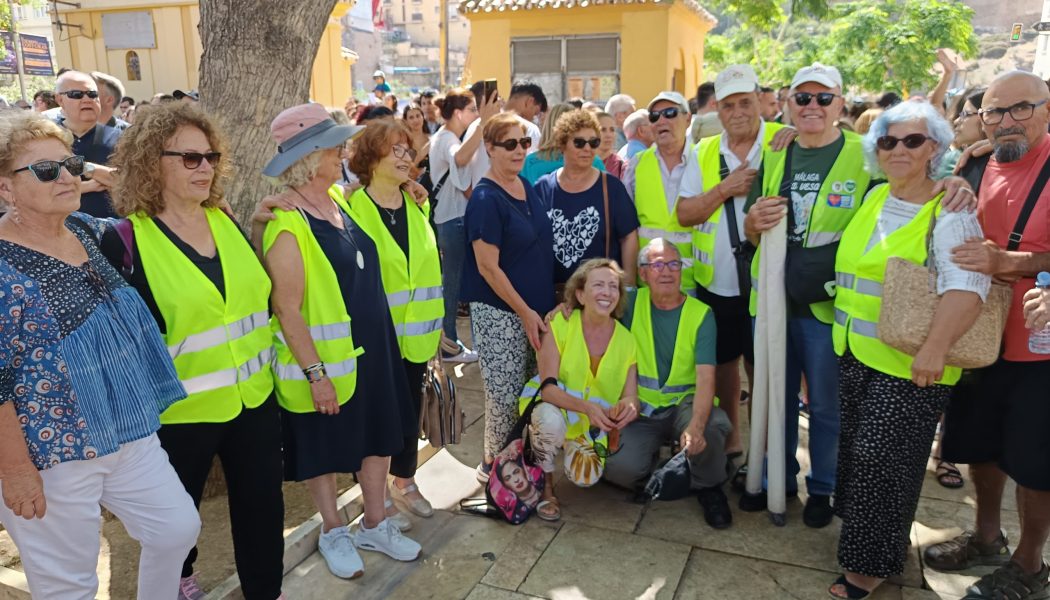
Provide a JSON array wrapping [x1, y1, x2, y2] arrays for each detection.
[[81, 162, 96, 181]]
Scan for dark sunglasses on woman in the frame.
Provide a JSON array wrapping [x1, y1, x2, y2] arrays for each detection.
[[792, 92, 839, 107], [161, 151, 223, 169], [648, 107, 680, 123], [875, 134, 933, 151], [491, 137, 532, 151], [13, 155, 86, 182], [572, 137, 601, 149]]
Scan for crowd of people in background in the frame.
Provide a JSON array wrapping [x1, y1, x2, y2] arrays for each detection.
[[0, 48, 1049, 600]]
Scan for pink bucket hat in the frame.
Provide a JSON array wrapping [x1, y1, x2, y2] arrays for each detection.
[[263, 103, 363, 177]]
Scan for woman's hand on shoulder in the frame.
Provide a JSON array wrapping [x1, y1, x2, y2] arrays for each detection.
[[521, 309, 549, 352], [253, 192, 298, 224], [402, 180, 429, 206]]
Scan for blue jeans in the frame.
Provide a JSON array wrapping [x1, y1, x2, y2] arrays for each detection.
[[438, 217, 466, 345], [753, 316, 840, 496]]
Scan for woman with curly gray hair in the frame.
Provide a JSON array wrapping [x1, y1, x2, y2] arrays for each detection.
[[827, 100, 991, 598]]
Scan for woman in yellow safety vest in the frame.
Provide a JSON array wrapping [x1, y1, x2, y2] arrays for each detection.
[[104, 103, 285, 600], [261, 104, 422, 581], [346, 119, 443, 527], [522, 258, 639, 521], [827, 101, 989, 599]]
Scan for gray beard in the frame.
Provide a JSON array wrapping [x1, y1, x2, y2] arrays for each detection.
[[994, 140, 1030, 163]]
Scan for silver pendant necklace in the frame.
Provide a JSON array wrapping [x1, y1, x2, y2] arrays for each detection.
[[290, 187, 364, 270], [381, 206, 397, 225]]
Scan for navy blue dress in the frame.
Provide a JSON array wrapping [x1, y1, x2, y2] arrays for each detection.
[[281, 208, 416, 481]]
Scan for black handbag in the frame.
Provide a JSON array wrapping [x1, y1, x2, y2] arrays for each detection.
[[718, 155, 757, 296]]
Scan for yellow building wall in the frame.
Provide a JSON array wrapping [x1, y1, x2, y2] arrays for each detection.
[[464, 2, 710, 104], [53, 2, 351, 107]]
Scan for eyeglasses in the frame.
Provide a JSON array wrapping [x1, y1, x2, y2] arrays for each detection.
[[648, 107, 681, 123], [792, 92, 839, 107], [640, 260, 683, 272], [13, 155, 85, 182], [572, 137, 601, 149], [161, 151, 222, 169], [58, 90, 99, 100], [391, 144, 418, 161], [587, 427, 623, 459], [875, 134, 933, 151], [979, 99, 1049, 125], [491, 137, 532, 151], [957, 109, 979, 120]]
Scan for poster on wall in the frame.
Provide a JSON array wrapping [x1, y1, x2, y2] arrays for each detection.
[[0, 32, 16, 75], [101, 12, 156, 49], [19, 34, 54, 76]]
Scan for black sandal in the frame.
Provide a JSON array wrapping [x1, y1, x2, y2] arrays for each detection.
[[828, 575, 871, 599], [730, 463, 748, 493], [935, 460, 965, 489]]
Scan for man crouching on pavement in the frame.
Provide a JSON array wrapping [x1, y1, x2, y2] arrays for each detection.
[[603, 238, 734, 528]]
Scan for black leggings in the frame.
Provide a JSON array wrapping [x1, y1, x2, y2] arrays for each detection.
[[390, 359, 429, 478], [157, 396, 285, 600]]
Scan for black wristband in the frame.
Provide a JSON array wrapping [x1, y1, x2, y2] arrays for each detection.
[[539, 377, 559, 393]]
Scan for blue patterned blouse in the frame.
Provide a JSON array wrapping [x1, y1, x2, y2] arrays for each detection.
[[0, 213, 185, 470]]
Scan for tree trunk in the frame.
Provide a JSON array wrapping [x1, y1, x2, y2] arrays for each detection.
[[198, 0, 339, 225]]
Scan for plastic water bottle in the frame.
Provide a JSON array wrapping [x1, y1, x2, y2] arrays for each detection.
[[1029, 272, 1050, 354]]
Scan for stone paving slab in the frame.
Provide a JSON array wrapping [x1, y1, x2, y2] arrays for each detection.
[[466, 584, 545, 600], [481, 519, 561, 591], [518, 521, 691, 600]]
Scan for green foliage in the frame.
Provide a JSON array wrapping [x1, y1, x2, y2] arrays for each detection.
[[0, 74, 55, 103], [704, 0, 977, 94]]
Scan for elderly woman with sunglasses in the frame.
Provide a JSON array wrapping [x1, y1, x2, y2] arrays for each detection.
[[533, 109, 639, 288], [462, 112, 555, 483], [0, 111, 199, 599], [522, 104, 607, 184], [519, 258, 639, 520], [827, 100, 990, 599], [101, 102, 286, 600], [345, 118, 443, 529], [261, 103, 421, 581]]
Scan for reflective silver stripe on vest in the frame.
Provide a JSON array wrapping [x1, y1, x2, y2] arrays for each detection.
[[751, 277, 759, 290], [180, 346, 273, 395], [276, 321, 352, 345], [638, 227, 692, 245], [835, 272, 855, 289], [835, 308, 878, 338], [386, 285, 443, 309], [696, 221, 716, 234], [639, 375, 690, 395], [168, 311, 269, 360], [393, 318, 443, 337], [693, 249, 712, 265], [640, 403, 658, 417], [273, 352, 358, 381], [855, 279, 882, 297], [806, 231, 843, 247]]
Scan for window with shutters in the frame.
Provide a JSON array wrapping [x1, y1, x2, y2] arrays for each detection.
[[510, 35, 619, 106]]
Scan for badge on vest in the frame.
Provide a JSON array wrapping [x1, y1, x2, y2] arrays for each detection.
[[827, 180, 856, 208]]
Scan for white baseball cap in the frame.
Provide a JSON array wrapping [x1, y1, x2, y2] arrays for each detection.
[[647, 91, 690, 114], [790, 63, 843, 91], [373, 70, 386, 79], [715, 65, 760, 101]]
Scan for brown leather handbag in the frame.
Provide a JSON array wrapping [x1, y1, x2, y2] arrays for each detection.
[[419, 357, 463, 448]]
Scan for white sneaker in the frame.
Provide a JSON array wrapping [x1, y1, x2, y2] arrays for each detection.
[[384, 498, 413, 531], [317, 526, 364, 579], [354, 518, 421, 561], [442, 345, 479, 363]]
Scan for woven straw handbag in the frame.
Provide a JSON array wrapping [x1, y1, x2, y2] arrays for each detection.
[[877, 211, 1011, 369]]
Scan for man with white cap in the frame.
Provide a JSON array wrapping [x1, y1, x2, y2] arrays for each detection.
[[742, 62, 974, 528], [623, 91, 696, 294], [675, 64, 788, 461]]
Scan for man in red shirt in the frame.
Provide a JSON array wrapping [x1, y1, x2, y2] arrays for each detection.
[[926, 70, 1050, 600]]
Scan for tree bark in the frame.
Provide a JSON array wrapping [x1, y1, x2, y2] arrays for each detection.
[[198, 0, 339, 225]]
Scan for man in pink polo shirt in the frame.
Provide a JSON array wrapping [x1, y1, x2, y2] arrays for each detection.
[[925, 70, 1050, 600]]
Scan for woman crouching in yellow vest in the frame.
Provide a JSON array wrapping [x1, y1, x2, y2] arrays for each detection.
[[345, 120, 444, 528], [518, 258, 639, 521], [827, 101, 989, 599], [104, 103, 284, 599]]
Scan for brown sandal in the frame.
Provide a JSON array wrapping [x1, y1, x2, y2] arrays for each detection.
[[536, 498, 561, 521], [924, 530, 1011, 572]]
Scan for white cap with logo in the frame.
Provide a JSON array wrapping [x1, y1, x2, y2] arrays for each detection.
[[647, 91, 690, 114], [790, 62, 843, 91], [715, 65, 760, 101]]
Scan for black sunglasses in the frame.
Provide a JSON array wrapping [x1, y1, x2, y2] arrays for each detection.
[[491, 137, 532, 151], [587, 427, 624, 459], [648, 107, 681, 123], [792, 92, 839, 107], [13, 156, 85, 182], [875, 134, 933, 151], [59, 90, 99, 100], [162, 151, 222, 169], [572, 137, 601, 149]]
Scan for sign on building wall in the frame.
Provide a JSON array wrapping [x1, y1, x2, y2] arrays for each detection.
[[19, 34, 54, 76], [101, 12, 156, 49], [350, 0, 375, 32]]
